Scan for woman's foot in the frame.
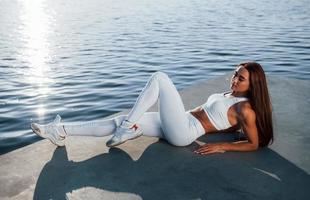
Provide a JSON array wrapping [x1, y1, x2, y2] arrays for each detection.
[[106, 120, 143, 147], [31, 115, 66, 146]]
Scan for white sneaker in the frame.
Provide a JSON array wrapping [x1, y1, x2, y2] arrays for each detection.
[[106, 120, 143, 147], [31, 115, 66, 146]]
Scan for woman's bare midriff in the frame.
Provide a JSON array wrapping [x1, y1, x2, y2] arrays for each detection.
[[189, 106, 218, 133]]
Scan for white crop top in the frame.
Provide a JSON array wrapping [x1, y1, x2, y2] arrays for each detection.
[[201, 92, 248, 130]]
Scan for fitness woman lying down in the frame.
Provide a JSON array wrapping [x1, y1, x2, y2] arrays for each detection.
[[31, 61, 273, 155]]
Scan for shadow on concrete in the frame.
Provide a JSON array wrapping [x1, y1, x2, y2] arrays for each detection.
[[34, 135, 310, 200]]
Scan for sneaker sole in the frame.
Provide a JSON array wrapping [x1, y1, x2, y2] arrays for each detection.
[[106, 131, 143, 147], [31, 123, 44, 138]]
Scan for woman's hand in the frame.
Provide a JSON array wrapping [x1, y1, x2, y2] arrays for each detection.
[[194, 143, 226, 155]]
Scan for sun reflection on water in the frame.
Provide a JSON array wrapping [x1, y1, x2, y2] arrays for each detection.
[[18, 0, 55, 116], [36, 105, 47, 117]]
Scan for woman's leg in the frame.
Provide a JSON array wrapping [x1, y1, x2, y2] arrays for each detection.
[[31, 71, 202, 146], [31, 112, 164, 146], [61, 116, 124, 137], [62, 112, 164, 138], [124, 71, 203, 146]]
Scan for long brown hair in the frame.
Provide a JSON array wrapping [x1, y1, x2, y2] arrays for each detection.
[[239, 62, 274, 147]]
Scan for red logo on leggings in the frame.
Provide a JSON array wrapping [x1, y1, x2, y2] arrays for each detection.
[[131, 124, 139, 131]]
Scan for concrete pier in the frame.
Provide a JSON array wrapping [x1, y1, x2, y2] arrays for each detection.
[[0, 74, 309, 200]]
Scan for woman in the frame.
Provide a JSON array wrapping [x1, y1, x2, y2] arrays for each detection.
[[31, 61, 273, 155]]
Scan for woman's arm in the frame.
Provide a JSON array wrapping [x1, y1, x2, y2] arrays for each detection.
[[195, 106, 259, 155], [222, 107, 259, 151]]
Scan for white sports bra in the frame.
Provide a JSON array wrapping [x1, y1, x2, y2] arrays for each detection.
[[201, 92, 248, 130]]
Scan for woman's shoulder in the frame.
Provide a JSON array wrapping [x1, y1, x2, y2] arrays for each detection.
[[238, 102, 256, 122]]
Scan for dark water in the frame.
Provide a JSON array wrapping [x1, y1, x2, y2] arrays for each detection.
[[0, 0, 309, 154]]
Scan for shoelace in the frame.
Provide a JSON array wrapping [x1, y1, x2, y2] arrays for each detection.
[[47, 124, 65, 140], [114, 126, 125, 139]]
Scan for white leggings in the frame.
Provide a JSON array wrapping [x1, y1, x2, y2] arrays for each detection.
[[62, 72, 205, 146]]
